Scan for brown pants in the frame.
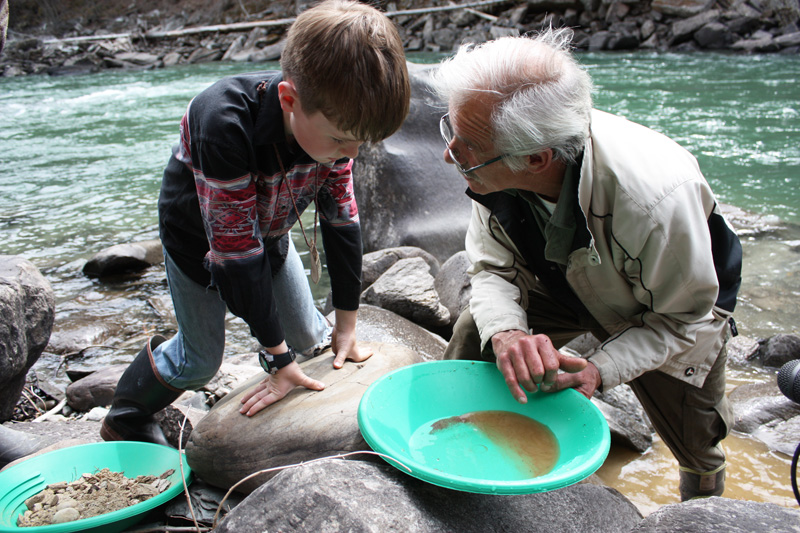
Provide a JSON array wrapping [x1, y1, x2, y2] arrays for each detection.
[[444, 283, 732, 474]]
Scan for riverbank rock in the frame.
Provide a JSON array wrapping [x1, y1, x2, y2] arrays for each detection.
[[730, 379, 800, 433], [362, 246, 440, 290], [362, 257, 451, 330], [0, 425, 48, 469], [0, 256, 56, 422], [3, 0, 799, 78], [354, 62, 470, 263], [630, 496, 800, 532], [213, 458, 643, 533], [749, 333, 800, 368], [82, 239, 164, 278], [185, 342, 423, 493], [593, 385, 654, 453], [346, 304, 446, 362], [434, 250, 472, 330], [65, 365, 126, 411]]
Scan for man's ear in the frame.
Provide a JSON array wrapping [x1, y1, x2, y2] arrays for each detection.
[[278, 80, 299, 113], [527, 149, 554, 173]]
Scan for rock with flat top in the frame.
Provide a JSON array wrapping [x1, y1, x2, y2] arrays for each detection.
[[185, 342, 423, 493]]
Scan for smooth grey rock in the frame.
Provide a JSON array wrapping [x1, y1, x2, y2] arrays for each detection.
[[65, 365, 126, 411], [187, 47, 223, 64], [593, 385, 654, 453], [731, 35, 779, 52], [433, 251, 471, 329], [729, 379, 800, 434], [651, 0, 714, 17], [162, 51, 181, 66], [82, 239, 163, 278], [752, 414, 800, 457], [45, 323, 116, 355], [776, 31, 800, 47], [185, 342, 423, 493], [0, 424, 48, 469], [213, 459, 643, 533], [353, 63, 471, 264], [0, 256, 55, 422], [694, 21, 732, 48], [670, 10, 721, 43], [362, 246, 441, 291], [112, 51, 159, 65], [588, 30, 612, 50], [751, 334, 800, 368], [630, 496, 800, 532], [351, 304, 446, 362], [362, 257, 450, 328]]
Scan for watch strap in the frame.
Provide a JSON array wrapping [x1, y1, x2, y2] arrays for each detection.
[[258, 347, 296, 374]]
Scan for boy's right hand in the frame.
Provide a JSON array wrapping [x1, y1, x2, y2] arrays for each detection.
[[238, 362, 324, 417]]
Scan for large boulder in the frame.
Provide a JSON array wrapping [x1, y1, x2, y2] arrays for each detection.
[[362, 257, 451, 330], [630, 497, 800, 532], [185, 342, 424, 493], [593, 385, 654, 453], [213, 459, 644, 533], [729, 379, 800, 435], [0, 256, 55, 422], [353, 62, 471, 264], [361, 246, 440, 291], [434, 250, 472, 330], [350, 304, 447, 362]]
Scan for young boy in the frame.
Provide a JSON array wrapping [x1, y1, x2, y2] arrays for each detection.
[[101, 0, 410, 446]]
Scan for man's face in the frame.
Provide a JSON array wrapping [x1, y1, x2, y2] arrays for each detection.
[[442, 99, 520, 195]]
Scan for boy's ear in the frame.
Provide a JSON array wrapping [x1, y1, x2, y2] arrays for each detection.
[[278, 81, 299, 113]]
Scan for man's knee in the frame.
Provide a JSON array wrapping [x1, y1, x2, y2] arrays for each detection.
[[443, 308, 484, 361]]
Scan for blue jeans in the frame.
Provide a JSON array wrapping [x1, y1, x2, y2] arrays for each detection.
[[153, 237, 330, 390]]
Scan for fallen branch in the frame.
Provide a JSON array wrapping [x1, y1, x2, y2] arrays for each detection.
[[43, 0, 511, 45], [31, 397, 67, 423]]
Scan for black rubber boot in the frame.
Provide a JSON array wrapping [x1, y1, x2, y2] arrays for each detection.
[[100, 335, 184, 447], [679, 465, 726, 501]]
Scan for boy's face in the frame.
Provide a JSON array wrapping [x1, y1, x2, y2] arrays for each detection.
[[279, 80, 363, 164]]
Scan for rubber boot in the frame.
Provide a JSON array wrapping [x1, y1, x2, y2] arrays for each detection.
[[100, 335, 183, 447], [679, 464, 726, 501]]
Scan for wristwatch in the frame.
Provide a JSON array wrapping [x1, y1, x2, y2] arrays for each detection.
[[258, 347, 297, 375]]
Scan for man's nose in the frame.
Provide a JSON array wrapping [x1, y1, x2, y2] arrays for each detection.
[[443, 147, 455, 165]]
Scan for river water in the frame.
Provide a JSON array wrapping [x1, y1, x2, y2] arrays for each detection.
[[1, 52, 799, 514]]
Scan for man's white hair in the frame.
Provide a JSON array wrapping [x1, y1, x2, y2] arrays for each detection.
[[432, 27, 593, 170]]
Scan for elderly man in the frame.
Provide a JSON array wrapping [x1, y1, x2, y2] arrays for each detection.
[[433, 29, 742, 501]]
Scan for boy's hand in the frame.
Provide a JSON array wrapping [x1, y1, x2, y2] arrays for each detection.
[[331, 309, 373, 369], [331, 326, 373, 369], [239, 362, 324, 417]]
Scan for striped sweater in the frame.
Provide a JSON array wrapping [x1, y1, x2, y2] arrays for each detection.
[[158, 71, 362, 348]]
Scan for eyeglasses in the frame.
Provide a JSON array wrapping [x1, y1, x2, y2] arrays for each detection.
[[440, 113, 504, 175]]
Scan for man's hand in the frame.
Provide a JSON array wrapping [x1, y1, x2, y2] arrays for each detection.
[[491, 329, 596, 403], [331, 309, 373, 369], [239, 362, 324, 417]]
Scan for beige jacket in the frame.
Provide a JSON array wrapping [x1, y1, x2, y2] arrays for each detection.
[[466, 110, 741, 390]]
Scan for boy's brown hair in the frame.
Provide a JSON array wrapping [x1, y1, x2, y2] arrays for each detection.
[[280, 0, 410, 143]]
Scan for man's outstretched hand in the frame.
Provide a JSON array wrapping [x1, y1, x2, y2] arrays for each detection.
[[491, 329, 600, 402]]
